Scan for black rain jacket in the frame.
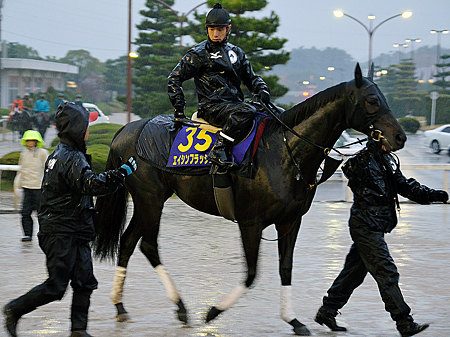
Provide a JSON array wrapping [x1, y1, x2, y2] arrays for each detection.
[[343, 140, 438, 233], [168, 37, 269, 112], [38, 102, 124, 240]]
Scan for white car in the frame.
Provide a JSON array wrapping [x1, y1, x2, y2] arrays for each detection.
[[82, 103, 110, 126], [422, 124, 450, 154], [330, 130, 366, 157]]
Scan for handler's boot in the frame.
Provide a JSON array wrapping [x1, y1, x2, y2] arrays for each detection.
[[70, 330, 92, 337], [207, 132, 236, 169], [315, 306, 347, 332], [396, 316, 429, 337], [3, 303, 20, 337]]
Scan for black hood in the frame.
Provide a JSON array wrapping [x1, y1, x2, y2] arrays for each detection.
[[55, 102, 89, 152]]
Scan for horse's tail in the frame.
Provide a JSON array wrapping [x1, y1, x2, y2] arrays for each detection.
[[93, 125, 129, 261]]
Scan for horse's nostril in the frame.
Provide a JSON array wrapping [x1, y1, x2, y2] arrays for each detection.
[[396, 132, 407, 144]]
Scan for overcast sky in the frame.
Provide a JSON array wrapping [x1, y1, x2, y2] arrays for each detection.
[[2, 0, 450, 64]]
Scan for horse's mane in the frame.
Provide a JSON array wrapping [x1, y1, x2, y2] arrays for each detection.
[[279, 82, 347, 128]]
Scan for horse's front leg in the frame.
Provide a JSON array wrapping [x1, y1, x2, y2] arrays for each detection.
[[206, 222, 261, 322], [277, 216, 311, 336]]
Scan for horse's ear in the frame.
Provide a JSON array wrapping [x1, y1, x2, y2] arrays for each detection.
[[355, 63, 363, 88], [367, 62, 374, 80]]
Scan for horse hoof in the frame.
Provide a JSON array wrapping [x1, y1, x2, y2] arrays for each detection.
[[290, 318, 312, 336], [115, 313, 132, 322], [205, 306, 223, 323], [176, 299, 188, 324]]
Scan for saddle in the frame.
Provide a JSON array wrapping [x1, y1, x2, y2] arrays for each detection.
[[136, 114, 268, 179]]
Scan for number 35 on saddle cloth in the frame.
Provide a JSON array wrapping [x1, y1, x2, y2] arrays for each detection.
[[136, 114, 268, 178]]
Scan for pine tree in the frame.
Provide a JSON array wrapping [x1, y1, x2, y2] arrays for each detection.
[[433, 54, 450, 93], [189, 0, 289, 99], [390, 59, 422, 117], [132, 0, 197, 117]]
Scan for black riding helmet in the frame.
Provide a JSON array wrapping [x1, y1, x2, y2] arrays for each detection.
[[205, 3, 231, 27]]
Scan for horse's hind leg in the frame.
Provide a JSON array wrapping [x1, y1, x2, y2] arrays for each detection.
[[140, 237, 188, 324], [110, 215, 142, 322]]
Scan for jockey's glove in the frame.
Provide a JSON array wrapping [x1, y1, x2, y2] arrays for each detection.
[[119, 157, 137, 176], [174, 109, 186, 120], [259, 89, 271, 104]]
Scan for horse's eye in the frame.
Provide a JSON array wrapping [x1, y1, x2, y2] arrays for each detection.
[[365, 95, 380, 114]]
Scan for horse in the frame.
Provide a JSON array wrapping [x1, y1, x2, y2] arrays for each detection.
[[10, 109, 33, 140], [94, 64, 406, 335]]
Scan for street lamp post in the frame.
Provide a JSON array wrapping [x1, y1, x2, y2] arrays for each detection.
[[393, 43, 409, 63], [430, 29, 449, 64], [405, 38, 421, 62], [333, 10, 412, 67]]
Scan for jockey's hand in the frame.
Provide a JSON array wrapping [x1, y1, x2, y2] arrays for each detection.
[[174, 109, 186, 121], [431, 190, 448, 203], [174, 109, 186, 129], [259, 89, 271, 104], [118, 157, 137, 177]]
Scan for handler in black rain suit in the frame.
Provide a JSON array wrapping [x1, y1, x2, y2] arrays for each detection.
[[3, 102, 137, 337], [168, 2, 270, 169], [315, 139, 448, 337]]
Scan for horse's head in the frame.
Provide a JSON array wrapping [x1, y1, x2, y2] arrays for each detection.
[[345, 63, 406, 151]]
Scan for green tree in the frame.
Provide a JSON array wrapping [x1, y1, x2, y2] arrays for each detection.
[[104, 56, 127, 97], [189, 0, 289, 98], [378, 59, 421, 118], [6, 42, 41, 59], [59, 50, 107, 102], [132, 0, 197, 118], [433, 54, 450, 93]]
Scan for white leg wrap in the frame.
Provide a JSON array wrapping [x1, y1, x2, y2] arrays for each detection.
[[155, 265, 180, 303], [110, 266, 127, 305], [217, 284, 246, 311], [280, 285, 296, 323]]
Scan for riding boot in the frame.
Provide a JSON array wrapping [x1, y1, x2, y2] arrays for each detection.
[[396, 316, 429, 337], [207, 132, 236, 168], [314, 306, 347, 331]]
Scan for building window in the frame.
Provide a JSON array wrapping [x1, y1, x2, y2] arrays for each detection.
[[34, 77, 42, 93], [8, 76, 19, 106], [23, 77, 32, 94], [44, 77, 53, 91]]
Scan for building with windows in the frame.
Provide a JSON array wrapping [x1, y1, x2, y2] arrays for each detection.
[[0, 58, 78, 109]]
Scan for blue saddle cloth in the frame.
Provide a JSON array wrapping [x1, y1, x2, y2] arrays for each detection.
[[136, 114, 265, 177]]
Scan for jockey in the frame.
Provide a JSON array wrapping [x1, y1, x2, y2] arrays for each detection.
[[11, 95, 23, 112], [168, 2, 270, 169]]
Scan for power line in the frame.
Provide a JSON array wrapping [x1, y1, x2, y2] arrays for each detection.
[[3, 29, 125, 53]]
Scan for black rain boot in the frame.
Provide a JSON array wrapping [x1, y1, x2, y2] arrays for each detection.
[[396, 316, 429, 337], [207, 132, 236, 168], [314, 306, 347, 332], [3, 303, 20, 337], [70, 331, 93, 337]]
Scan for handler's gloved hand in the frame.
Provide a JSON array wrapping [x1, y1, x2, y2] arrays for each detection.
[[431, 190, 448, 203], [119, 157, 137, 176], [258, 89, 271, 104]]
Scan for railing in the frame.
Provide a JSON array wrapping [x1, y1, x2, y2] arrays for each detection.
[[0, 164, 21, 211]]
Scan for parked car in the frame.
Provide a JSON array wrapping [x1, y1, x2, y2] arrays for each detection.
[[422, 124, 450, 154], [82, 103, 110, 126], [330, 130, 366, 157]]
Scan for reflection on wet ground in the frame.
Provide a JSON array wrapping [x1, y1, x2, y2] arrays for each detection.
[[1, 196, 449, 336]]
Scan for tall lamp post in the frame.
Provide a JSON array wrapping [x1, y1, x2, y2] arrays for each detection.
[[333, 10, 412, 67], [393, 43, 409, 63], [404, 38, 421, 62], [430, 29, 449, 64]]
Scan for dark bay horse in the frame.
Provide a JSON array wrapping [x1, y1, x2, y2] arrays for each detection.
[[94, 64, 406, 335]]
